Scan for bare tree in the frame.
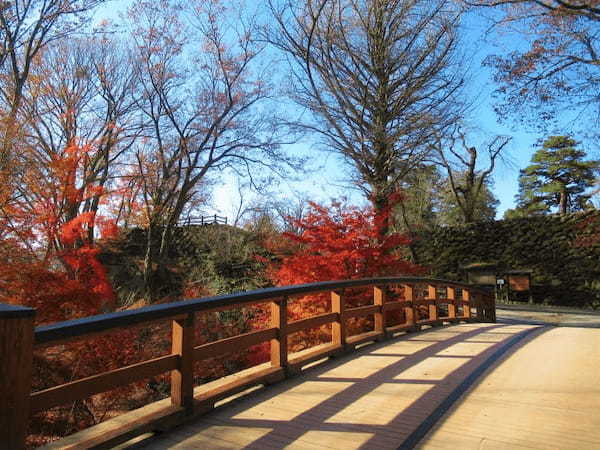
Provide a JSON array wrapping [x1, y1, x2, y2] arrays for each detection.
[[268, 0, 468, 231], [466, 0, 599, 17], [125, 0, 299, 298], [243, 191, 310, 234], [229, 181, 267, 229], [465, 0, 600, 132], [269, 193, 310, 235], [432, 126, 511, 223], [18, 36, 140, 247], [0, 0, 107, 179]]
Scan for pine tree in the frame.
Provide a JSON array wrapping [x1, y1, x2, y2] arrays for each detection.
[[515, 136, 599, 216]]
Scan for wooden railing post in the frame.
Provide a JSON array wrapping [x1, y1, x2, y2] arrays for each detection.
[[171, 313, 195, 415], [403, 284, 416, 330], [447, 286, 457, 322], [475, 292, 485, 322], [489, 293, 497, 322], [463, 289, 472, 320], [373, 286, 387, 340], [0, 304, 36, 449], [427, 284, 439, 324], [481, 294, 489, 322], [331, 290, 347, 350], [270, 297, 288, 371]]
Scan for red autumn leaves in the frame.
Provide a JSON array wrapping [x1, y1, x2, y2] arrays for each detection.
[[0, 143, 118, 323], [269, 198, 421, 287]]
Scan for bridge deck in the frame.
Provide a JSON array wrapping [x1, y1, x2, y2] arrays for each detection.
[[421, 326, 600, 449], [128, 322, 599, 449]]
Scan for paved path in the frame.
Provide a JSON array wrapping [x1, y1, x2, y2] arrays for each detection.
[[126, 320, 599, 449], [497, 304, 600, 328], [420, 326, 600, 449]]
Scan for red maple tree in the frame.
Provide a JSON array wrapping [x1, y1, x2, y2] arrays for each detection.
[[0, 143, 150, 445], [270, 198, 420, 287], [0, 143, 118, 323], [256, 196, 422, 356]]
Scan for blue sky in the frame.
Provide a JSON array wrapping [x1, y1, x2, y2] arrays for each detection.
[[213, 5, 544, 220], [95, 1, 589, 220], [210, 4, 548, 220]]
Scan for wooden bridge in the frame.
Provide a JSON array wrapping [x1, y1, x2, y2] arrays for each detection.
[[2, 277, 597, 449]]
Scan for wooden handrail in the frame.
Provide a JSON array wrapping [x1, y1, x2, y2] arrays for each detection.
[[30, 354, 180, 413], [34, 277, 492, 345], [1, 277, 496, 448]]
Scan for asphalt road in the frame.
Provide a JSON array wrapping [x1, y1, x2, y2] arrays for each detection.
[[496, 303, 600, 328]]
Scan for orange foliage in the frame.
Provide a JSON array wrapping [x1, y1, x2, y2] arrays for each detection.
[[0, 143, 118, 323], [270, 199, 420, 287], [0, 144, 140, 445], [262, 197, 422, 354]]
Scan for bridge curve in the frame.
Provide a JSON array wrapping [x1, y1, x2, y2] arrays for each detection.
[[4, 292, 597, 449], [3, 277, 498, 448], [125, 323, 600, 449], [134, 322, 542, 449]]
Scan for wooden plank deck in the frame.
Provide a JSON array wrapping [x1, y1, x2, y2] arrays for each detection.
[[119, 321, 600, 449], [420, 327, 600, 450]]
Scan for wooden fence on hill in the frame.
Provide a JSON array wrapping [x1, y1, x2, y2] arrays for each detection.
[[178, 215, 228, 226]]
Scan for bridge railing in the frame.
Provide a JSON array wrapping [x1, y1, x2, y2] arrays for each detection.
[[0, 277, 495, 448]]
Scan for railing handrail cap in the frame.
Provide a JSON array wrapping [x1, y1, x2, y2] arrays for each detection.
[[34, 276, 488, 345], [0, 303, 36, 319]]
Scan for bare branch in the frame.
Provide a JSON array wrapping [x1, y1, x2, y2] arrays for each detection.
[[267, 0, 469, 219]]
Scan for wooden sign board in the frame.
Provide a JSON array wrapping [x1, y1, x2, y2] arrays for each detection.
[[508, 274, 530, 292], [468, 272, 496, 286]]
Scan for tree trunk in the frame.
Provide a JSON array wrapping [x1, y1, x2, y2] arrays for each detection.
[[0, 78, 26, 176], [463, 193, 475, 224], [142, 225, 155, 300], [559, 188, 568, 215], [372, 190, 390, 240]]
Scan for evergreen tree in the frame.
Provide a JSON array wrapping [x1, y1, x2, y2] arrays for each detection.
[[393, 165, 500, 231], [515, 136, 599, 216], [394, 164, 444, 233], [438, 175, 499, 225]]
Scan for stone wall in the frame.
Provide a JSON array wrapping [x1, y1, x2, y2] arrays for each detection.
[[413, 211, 600, 307]]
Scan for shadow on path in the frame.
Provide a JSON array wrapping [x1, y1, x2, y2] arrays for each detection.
[[133, 323, 549, 450]]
